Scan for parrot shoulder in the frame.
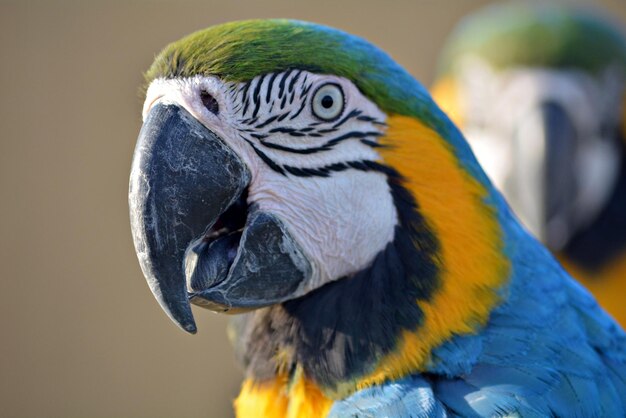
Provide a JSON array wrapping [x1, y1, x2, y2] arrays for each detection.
[[328, 376, 448, 418], [424, 215, 626, 417]]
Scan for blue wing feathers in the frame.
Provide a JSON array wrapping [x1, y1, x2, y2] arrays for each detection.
[[428, 333, 483, 377], [328, 376, 448, 418]]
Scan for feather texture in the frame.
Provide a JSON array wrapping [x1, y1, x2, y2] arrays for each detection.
[[335, 201, 626, 416], [328, 376, 448, 418]]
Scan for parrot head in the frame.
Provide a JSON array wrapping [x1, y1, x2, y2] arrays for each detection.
[[130, 21, 508, 394], [432, 4, 626, 251]]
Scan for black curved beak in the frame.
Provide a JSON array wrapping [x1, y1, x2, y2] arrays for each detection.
[[129, 103, 250, 333], [129, 103, 312, 334]]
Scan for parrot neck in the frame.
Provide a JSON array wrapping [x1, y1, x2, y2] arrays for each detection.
[[232, 115, 511, 410], [354, 114, 510, 387], [232, 176, 439, 392]]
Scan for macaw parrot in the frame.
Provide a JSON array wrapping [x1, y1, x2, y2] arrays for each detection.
[[129, 19, 626, 417], [431, 4, 626, 326]]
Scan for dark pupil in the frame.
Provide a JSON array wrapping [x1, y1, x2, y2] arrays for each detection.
[[321, 95, 334, 109], [200, 90, 219, 115]]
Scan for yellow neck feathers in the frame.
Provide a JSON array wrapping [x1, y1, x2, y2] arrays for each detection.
[[235, 373, 333, 418], [358, 115, 509, 388]]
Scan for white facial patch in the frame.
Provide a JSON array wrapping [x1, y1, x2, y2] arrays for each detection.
[[143, 72, 397, 291]]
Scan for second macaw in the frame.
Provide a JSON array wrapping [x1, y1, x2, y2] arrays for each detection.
[[432, 3, 626, 326], [129, 19, 626, 417]]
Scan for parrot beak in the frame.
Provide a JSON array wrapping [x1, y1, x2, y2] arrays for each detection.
[[541, 102, 578, 250], [129, 103, 312, 334], [129, 103, 250, 334], [507, 101, 577, 249]]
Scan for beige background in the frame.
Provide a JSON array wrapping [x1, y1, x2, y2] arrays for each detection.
[[1, 1, 624, 417]]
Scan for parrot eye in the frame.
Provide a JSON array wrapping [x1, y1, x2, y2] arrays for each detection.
[[311, 83, 344, 121], [200, 90, 219, 115]]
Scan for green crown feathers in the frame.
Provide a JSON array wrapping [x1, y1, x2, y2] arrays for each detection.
[[145, 19, 436, 121]]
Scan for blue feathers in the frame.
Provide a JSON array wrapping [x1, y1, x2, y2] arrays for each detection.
[[329, 200, 626, 417], [328, 376, 448, 418], [427, 203, 626, 416]]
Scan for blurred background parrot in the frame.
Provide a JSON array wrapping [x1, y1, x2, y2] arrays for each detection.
[[129, 19, 626, 417], [431, 3, 626, 326]]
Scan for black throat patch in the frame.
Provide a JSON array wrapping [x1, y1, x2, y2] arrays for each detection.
[[229, 166, 441, 392]]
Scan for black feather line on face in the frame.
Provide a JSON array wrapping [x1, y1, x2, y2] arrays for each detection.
[[360, 139, 384, 148], [288, 70, 302, 93], [260, 141, 331, 155], [278, 69, 292, 99], [241, 137, 286, 175], [231, 165, 441, 391], [289, 98, 307, 120], [256, 130, 382, 156], [255, 114, 279, 129], [251, 75, 264, 119], [300, 79, 312, 97], [289, 89, 296, 105], [241, 81, 251, 116], [266, 72, 279, 103], [333, 109, 362, 129], [277, 111, 291, 122], [357, 115, 387, 126]]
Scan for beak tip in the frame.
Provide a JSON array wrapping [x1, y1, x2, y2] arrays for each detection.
[[152, 286, 198, 334], [183, 323, 198, 334], [161, 302, 198, 334], [166, 310, 197, 334]]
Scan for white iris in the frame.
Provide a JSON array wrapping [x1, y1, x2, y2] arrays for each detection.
[[312, 83, 344, 121]]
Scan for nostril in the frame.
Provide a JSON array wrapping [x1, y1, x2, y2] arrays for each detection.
[[200, 90, 219, 115]]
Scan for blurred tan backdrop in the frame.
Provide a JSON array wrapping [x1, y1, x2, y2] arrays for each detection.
[[1, 1, 624, 417]]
